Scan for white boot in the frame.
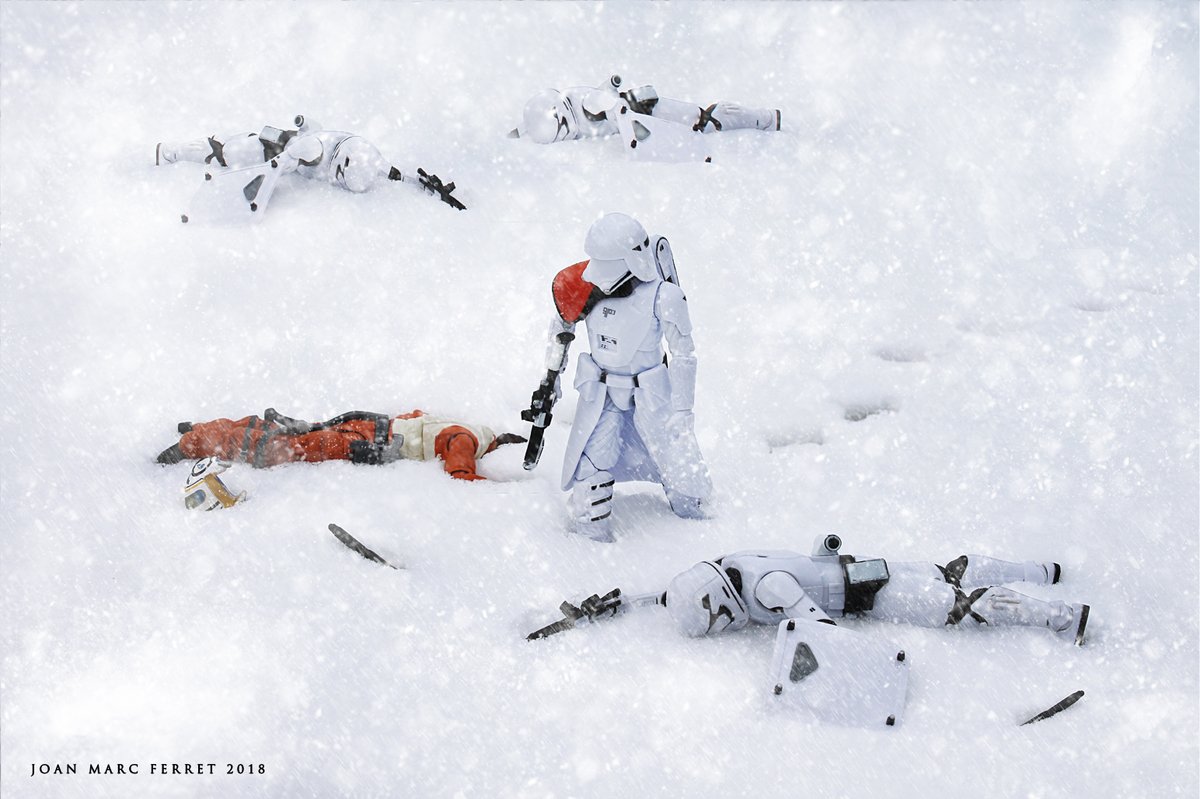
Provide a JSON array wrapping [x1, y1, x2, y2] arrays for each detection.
[[1055, 603, 1090, 646], [155, 138, 219, 166], [957, 587, 1089, 645], [569, 471, 615, 543], [665, 489, 706, 520]]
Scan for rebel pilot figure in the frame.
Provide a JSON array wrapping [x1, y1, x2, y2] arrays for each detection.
[[526, 213, 712, 542]]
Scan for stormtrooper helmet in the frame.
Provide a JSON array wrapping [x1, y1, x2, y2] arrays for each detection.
[[582, 212, 658, 294], [522, 89, 576, 144], [666, 561, 749, 637], [183, 457, 246, 511], [330, 136, 386, 193]]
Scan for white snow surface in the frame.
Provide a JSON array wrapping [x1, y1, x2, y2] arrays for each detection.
[[2, 3, 1197, 797]]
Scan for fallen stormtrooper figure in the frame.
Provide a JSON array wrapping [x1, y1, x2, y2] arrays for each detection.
[[527, 534, 1090, 727]]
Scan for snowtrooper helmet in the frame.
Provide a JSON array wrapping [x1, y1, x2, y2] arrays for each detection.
[[183, 457, 246, 511], [330, 136, 387, 193], [582, 212, 658, 294], [523, 89, 576, 144], [666, 561, 750, 637]]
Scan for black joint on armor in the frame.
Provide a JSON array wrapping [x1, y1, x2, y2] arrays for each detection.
[[940, 555, 968, 588], [786, 620, 796, 631], [773, 684, 782, 696], [896, 651, 905, 662], [886, 715, 896, 726]]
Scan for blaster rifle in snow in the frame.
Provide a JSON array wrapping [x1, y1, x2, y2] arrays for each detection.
[[387, 167, 466, 210], [526, 588, 664, 640], [521, 330, 575, 470]]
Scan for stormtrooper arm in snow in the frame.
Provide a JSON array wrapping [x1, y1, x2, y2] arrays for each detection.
[[755, 571, 835, 625], [656, 282, 700, 430], [520, 316, 576, 469]]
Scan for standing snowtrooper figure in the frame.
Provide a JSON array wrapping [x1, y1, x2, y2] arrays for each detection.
[[528, 213, 712, 542], [516, 75, 780, 144]]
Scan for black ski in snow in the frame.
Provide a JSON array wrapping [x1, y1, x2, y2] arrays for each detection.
[[1021, 690, 1085, 726], [328, 523, 401, 570]]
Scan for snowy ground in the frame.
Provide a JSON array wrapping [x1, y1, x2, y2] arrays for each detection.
[[2, 2, 1197, 797]]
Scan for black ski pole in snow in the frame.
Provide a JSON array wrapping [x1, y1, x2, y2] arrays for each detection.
[[328, 523, 402, 570], [1021, 690, 1085, 726]]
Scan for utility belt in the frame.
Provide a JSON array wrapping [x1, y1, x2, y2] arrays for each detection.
[[839, 556, 891, 615], [598, 371, 640, 389], [247, 409, 393, 466], [576, 354, 671, 409], [259, 126, 297, 161], [577, 354, 645, 390]]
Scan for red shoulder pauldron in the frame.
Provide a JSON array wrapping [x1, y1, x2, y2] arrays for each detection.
[[552, 260, 599, 323]]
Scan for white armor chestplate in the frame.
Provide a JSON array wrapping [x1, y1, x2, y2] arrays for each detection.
[[389, 416, 494, 462], [584, 279, 664, 372], [719, 551, 847, 624]]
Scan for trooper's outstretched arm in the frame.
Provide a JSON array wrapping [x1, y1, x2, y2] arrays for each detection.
[[521, 318, 575, 469], [756, 571, 836, 625], [527, 588, 664, 640]]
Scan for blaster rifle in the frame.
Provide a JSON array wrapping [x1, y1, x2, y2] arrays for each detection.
[[526, 588, 664, 640], [387, 166, 467, 210], [520, 331, 574, 470]]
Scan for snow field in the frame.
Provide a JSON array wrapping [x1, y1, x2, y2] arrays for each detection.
[[2, 2, 1197, 797]]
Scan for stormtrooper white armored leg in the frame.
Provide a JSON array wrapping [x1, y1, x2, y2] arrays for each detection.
[[569, 464, 615, 542], [940, 554, 1061, 587], [568, 403, 626, 542], [156, 132, 266, 168], [633, 405, 711, 519], [869, 561, 1089, 644], [948, 586, 1089, 645], [652, 97, 780, 132]]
